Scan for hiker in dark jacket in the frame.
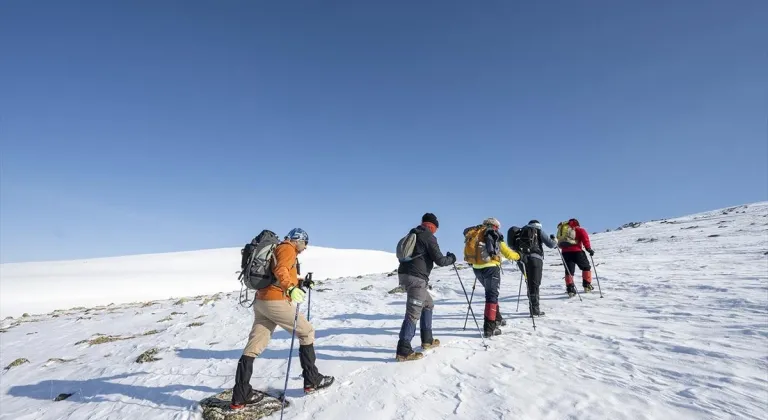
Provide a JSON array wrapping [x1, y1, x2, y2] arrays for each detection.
[[395, 212, 456, 362], [519, 220, 557, 316]]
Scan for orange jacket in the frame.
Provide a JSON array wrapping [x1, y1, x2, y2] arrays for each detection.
[[255, 241, 299, 301]]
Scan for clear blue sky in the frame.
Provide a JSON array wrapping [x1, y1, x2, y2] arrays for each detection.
[[1, 0, 766, 263]]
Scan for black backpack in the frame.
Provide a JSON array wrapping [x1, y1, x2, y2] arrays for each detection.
[[507, 226, 521, 251], [515, 225, 542, 256]]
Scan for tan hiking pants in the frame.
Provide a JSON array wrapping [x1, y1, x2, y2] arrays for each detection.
[[243, 299, 315, 358]]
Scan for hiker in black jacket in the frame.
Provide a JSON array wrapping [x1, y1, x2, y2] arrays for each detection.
[[395, 213, 456, 362], [516, 220, 557, 316]]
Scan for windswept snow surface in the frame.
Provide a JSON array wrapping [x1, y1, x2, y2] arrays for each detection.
[[0, 246, 399, 318], [2, 202, 767, 419]]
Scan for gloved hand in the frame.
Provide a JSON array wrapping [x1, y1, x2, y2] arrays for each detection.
[[287, 286, 305, 303], [301, 272, 315, 289], [446, 252, 456, 264], [550, 234, 556, 240], [586, 248, 595, 256]]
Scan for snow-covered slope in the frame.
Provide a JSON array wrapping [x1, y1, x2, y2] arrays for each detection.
[[1, 202, 767, 420], [0, 246, 399, 319]]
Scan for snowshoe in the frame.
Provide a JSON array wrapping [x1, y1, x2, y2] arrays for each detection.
[[421, 338, 440, 350], [200, 389, 288, 417], [304, 375, 335, 394], [395, 352, 424, 362]]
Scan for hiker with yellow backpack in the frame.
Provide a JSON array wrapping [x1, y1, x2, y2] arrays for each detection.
[[463, 217, 521, 337], [556, 218, 596, 297]]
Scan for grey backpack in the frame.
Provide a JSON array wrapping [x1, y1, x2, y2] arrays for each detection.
[[240, 230, 281, 290], [396, 229, 422, 263]]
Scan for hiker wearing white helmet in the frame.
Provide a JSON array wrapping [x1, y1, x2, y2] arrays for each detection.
[[462, 217, 521, 337]]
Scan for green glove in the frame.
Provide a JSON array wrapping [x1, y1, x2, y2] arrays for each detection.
[[287, 286, 305, 303]]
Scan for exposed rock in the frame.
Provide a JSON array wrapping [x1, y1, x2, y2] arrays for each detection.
[[136, 348, 161, 363], [54, 393, 74, 401], [46, 358, 76, 365]]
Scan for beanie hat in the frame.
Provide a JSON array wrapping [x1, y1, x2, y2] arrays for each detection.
[[421, 213, 439, 228], [483, 217, 501, 228]]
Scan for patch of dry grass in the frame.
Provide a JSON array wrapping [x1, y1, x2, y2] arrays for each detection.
[[4, 358, 30, 370], [75, 334, 134, 346]]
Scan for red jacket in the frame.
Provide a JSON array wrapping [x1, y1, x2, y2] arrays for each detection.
[[560, 220, 592, 253]]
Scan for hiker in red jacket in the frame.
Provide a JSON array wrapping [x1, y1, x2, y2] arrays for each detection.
[[557, 218, 595, 295]]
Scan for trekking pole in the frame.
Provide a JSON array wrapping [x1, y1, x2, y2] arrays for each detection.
[[307, 289, 312, 320], [462, 277, 477, 330], [303, 272, 314, 320], [521, 264, 536, 330], [280, 303, 300, 420], [588, 255, 604, 298], [515, 271, 523, 312], [453, 263, 489, 348], [557, 248, 582, 302]]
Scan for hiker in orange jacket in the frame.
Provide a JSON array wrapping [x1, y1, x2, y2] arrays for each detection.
[[231, 228, 334, 409]]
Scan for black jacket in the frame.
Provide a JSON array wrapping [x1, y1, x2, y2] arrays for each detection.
[[397, 225, 454, 281]]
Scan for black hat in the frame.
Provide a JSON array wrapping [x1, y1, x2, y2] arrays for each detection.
[[529, 219, 540, 225], [422, 212, 439, 228]]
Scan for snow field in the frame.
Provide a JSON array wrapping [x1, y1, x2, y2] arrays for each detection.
[[1, 202, 766, 419]]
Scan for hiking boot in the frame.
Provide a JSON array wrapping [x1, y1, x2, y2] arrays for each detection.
[[583, 282, 594, 292], [483, 318, 501, 338], [395, 351, 424, 362], [230, 390, 265, 410], [421, 338, 440, 350], [497, 312, 507, 327], [566, 284, 577, 295], [304, 375, 335, 393]]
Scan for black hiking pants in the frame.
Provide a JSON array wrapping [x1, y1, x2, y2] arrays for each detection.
[[562, 250, 591, 276], [523, 256, 543, 314]]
